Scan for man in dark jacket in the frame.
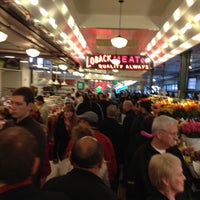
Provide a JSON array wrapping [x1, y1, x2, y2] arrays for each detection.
[[99, 104, 124, 191], [43, 136, 119, 200], [122, 100, 136, 147], [10, 87, 46, 187], [127, 115, 193, 200], [122, 100, 136, 185]]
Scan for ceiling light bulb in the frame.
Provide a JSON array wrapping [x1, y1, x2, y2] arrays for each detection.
[[39, 8, 48, 16], [111, 36, 128, 48], [0, 31, 8, 42], [26, 48, 40, 57], [161, 43, 168, 49], [30, 0, 38, 6], [58, 64, 68, 70], [194, 14, 200, 21]]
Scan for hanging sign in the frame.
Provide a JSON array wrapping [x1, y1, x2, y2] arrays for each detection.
[[77, 81, 85, 90], [85, 55, 152, 70]]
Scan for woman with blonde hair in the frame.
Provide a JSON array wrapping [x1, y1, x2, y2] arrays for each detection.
[[147, 153, 186, 200]]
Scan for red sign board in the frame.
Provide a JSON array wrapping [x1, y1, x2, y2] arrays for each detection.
[[85, 55, 152, 70]]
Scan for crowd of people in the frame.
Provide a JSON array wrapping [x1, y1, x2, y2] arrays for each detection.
[[0, 86, 199, 200]]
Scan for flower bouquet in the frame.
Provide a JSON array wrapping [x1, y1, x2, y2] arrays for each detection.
[[178, 140, 200, 163], [179, 120, 200, 151], [179, 120, 200, 138]]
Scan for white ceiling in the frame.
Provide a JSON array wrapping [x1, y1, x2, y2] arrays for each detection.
[[0, 0, 200, 82]]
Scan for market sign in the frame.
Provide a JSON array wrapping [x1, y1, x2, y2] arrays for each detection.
[[85, 55, 152, 70], [77, 81, 85, 90]]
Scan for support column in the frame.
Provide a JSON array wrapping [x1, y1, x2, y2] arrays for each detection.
[[161, 63, 165, 89], [179, 51, 190, 99], [149, 61, 154, 93]]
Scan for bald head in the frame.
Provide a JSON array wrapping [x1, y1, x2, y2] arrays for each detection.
[[70, 136, 103, 169]]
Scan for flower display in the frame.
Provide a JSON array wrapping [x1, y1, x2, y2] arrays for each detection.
[[149, 95, 200, 119], [179, 145, 200, 163], [178, 137, 200, 163], [179, 120, 200, 138]]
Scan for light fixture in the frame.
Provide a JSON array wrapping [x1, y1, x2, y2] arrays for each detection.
[[58, 64, 68, 70], [61, 80, 67, 86], [0, 31, 8, 42], [48, 79, 54, 85], [111, 0, 128, 48], [54, 79, 60, 85], [62, 72, 67, 86], [26, 48, 40, 57], [39, 78, 47, 84], [30, 0, 39, 6]]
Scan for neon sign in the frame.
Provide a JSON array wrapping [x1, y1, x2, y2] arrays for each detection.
[[115, 85, 128, 94], [85, 55, 152, 70]]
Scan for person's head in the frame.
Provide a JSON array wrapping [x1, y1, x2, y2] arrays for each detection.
[[151, 115, 179, 149], [63, 104, 76, 120], [106, 104, 120, 120], [148, 153, 185, 196], [10, 87, 35, 122], [35, 95, 44, 106], [98, 93, 106, 100], [78, 111, 98, 128], [75, 91, 81, 98], [71, 125, 94, 141], [140, 100, 152, 113], [122, 100, 133, 113], [70, 136, 104, 171], [0, 126, 39, 184], [63, 104, 78, 132]]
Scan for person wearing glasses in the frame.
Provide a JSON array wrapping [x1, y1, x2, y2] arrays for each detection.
[[127, 115, 193, 200]]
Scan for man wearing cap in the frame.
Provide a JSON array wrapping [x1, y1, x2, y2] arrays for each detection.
[[78, 111, 117, 189]]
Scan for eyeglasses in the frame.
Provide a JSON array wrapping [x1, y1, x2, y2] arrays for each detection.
[[160, 129, 179, 137]]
